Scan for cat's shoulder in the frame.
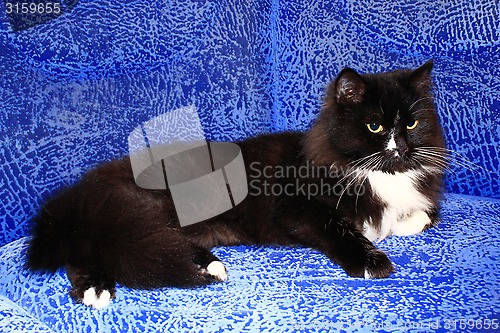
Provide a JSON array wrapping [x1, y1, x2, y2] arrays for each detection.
[[237, 131, 304, 149], [236, 131, 305, 160]]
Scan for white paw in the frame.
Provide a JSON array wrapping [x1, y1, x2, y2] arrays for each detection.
[[82, 287, 111, 309], [392, 211, 430, 237], [206, 261, 228, 282], [82, 287, 97, 306], [364, 269, 373, 279]]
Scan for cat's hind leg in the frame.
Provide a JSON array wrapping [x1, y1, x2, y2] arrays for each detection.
[[66, 265, 116, 309], [192, 246, 228, 282]]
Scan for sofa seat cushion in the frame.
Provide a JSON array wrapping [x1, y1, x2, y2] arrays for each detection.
[[0, 193, 499, 331]]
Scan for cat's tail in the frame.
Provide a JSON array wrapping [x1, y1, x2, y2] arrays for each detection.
[[25, 189, 76, 272]]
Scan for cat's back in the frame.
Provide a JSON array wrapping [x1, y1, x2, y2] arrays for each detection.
[[237, 131, 305, 168]]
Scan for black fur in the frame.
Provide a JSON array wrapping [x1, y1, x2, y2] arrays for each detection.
[[26, 61, 448, 305]]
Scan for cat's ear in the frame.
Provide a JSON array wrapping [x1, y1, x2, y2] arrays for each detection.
[[335, 68, 366, 105], [409, 60, 433, 91]]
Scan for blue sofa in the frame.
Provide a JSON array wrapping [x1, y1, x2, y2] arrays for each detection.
[[1, 0, 499, 332]]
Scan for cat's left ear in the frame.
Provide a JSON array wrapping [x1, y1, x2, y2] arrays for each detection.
[[335, 68, 366, 105], [409, 60, 434, 91]]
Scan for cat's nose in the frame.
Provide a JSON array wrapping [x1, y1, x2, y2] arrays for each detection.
[[386, 145, 408, 158], [385, 133, 408, 157]]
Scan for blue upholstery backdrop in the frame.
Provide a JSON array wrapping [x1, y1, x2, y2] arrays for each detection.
[[1, 0, 499, 332]]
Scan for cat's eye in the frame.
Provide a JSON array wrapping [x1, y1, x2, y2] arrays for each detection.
[[407, 119, 419, 130], [366, 123, 383, 133]]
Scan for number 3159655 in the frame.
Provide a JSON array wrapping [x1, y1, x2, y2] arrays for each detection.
[[6, 2, 61, 14]]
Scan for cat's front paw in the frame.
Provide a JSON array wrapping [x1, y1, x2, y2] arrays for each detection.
[[363, 249, 394, 279], [341, 248, 394, 279], [392, 211, 431, 237], [423, 209, 441, 231]]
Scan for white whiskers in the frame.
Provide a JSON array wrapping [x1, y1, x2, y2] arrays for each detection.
[[334, 152, 383, 209], [413, 146, 491, 175], [408, 97, 434, 113], [330, 145, 491, 211]]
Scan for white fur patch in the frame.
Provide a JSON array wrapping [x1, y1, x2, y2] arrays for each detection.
[[392, 210, 431, 236], [206, 261, 228, 282], [364, 269, 373, 279], [367, 170, 430, 212], [364, 170, 432, 241], [82, 287, 111, 310], [386, 132, 397, 154], [82, 287, 97, 306], [362, 217, 379, 243]]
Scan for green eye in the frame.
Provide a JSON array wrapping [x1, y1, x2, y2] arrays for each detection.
[[367, 123, 383, 133], [407, 119, 419, 130]]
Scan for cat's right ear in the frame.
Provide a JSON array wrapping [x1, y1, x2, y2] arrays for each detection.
[[335, 68, 366, 105]]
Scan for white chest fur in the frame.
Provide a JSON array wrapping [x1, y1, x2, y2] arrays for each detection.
[[363, 170, 433, 241]]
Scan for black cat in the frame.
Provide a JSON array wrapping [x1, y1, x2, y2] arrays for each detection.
[[26, 61, 448, 309]]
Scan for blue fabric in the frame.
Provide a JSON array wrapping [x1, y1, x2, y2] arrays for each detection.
[[0, 295, 54, 332], [1, 0, 499, 331], [0, 194, 499, 332]]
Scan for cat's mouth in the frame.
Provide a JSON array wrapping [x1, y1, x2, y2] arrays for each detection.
[[359, 148, 423, 174], [366, 147, 448, 174], [378, 152, 416, 173]]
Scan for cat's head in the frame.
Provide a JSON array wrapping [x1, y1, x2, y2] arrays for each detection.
[[305, 61, 448, 174]]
